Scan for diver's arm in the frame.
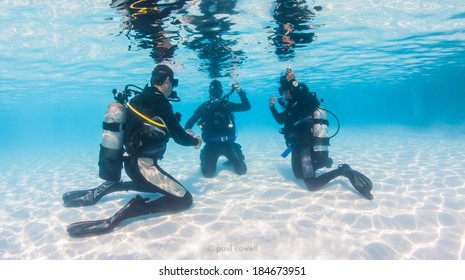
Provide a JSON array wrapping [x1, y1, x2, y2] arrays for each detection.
[[163, 104, 199, 147], [184, 105, 204, 130], [270, 105, 285, 124], [269, 95, 285, 124], [229, 90, 251, 112]]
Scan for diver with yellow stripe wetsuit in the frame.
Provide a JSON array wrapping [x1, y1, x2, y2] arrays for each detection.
[[63, 65, 202, 237]]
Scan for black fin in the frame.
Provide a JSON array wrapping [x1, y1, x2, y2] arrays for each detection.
[[62, 181, 116, 207], [66, 217, 114, 237], [62, 189, 97, 207], [350, 170, 373, 200], [66, 195, 148, 237], [339, 164, 374, 200]]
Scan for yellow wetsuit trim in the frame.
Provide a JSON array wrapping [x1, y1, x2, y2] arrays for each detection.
[[127, 103, 166, 128]]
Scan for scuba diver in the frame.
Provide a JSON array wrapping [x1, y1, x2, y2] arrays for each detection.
[[184, 79, 251, 178], [269, 68, 373, 200], [62, 65, 202, 237]]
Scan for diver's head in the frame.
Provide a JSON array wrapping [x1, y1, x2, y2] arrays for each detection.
[[151, 64, 179, 97], [209, 79, 223, 100], [278, 72, 303, 101]]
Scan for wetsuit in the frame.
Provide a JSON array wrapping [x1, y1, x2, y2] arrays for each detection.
[[185, 90, 251, 178], [64, 85, 199, 214]]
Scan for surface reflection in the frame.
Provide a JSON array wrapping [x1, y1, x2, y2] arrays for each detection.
[[180, 0, 246, 78], [110, 0, 190, 63], [110, 0, 245, 78], [109, 0, 321, 75], [269, 0, 322, 61]]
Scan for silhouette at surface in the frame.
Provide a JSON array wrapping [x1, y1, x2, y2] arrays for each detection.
[[110, 0, 246, 78], [268, 0, 322, 61], [180, 0, 246, 78], [110, 0, 190, 63]]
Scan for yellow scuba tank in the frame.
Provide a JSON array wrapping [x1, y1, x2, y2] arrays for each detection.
[[98, 101, 127, 181]]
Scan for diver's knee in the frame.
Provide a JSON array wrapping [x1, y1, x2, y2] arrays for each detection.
[[306, 186, 320, 192], [201, 166, 216, 178], [202, 170, 216, 178], [236, 170, 247, 175], [235, 165, 247, 175], [179, 191, 193, 209], [304, 178, 320, 191]]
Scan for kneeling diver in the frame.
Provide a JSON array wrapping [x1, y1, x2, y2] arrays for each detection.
[[62, 65, 202, 237], [269, 68, 373, 199]]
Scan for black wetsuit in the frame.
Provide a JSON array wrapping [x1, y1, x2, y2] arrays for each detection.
[[111, 86, 198, 217], [270, 83, 339, 189], [185, 90, 251, 178]]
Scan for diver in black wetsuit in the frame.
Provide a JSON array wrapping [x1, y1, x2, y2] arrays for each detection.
[[269, 68, 373, 199], [63, 65, 203, 237], [184, 80, 251, 178]]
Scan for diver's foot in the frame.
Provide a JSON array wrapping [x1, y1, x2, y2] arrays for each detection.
[[62, 181, 117, 207], [110, 194, 149, 225], [338, 164, 374, 200], [338, 163, 352, 177]]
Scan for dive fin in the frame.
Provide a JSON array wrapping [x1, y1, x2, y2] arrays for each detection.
[[339, 164, 374, 200], [62, 181, 116, 207], [66, 217, 114, 237], [66, 194, 148, 237], [62, 189, 96, 207]]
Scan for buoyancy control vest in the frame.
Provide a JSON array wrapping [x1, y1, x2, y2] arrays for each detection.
[[197, 99, 236, 142]]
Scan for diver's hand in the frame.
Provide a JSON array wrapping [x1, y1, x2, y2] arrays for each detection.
[[269, 94, 276, 107], [194, 135, 202, 149], [232, 81, 241, 92], [285, 68, 296, 82]]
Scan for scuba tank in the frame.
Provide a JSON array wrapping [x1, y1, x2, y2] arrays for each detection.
[[312, 107, 329, 153], [312, 107, 338, 169], [98, 101, 127, 181], [98, 84, 174, 181], [97, 85, 140, 181]]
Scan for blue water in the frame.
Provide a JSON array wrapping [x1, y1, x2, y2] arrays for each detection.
[[1, 0, 465, 261], [1, 0, 464, 156]]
